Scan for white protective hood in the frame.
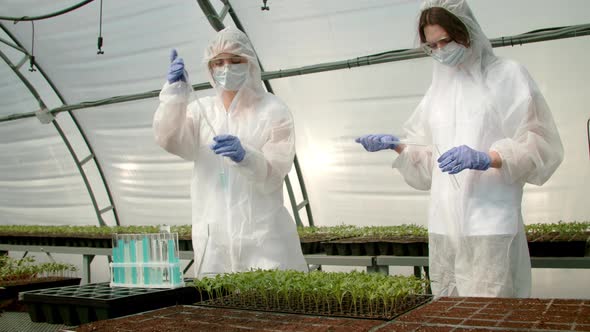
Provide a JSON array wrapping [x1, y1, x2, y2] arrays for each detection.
[[153, 27, 308, 277], [392, 0, 564, 297]]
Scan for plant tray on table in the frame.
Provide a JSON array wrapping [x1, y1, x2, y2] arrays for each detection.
[[0, 225, 193, 249], [0, 255, 79, 312], [525, 221, 589, 257], [318, 225, 428, 256], [21, 280, 204, 326], [193, 269, 432, 320], [298, 225, 358, 254]]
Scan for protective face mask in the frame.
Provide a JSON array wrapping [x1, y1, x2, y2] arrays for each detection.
[[212, 63, 248, 91], [430, 41, 468, 67]]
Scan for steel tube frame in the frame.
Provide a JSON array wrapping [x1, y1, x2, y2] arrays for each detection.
[[0, 23, 120, 226]]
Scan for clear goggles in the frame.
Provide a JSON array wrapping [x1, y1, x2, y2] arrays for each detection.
[[421, 36, 453, 55], [208, 55, 247, 68]]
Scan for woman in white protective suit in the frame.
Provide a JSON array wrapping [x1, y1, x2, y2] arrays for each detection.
[[153, 26, 308, 277], [356, 0, 563, 297]]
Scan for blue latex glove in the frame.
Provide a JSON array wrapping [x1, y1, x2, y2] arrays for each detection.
[[210, 135, 246, 163], [438, 145, 491, 174], [355, 134, 399, 152], [167, 49, 187, 83]]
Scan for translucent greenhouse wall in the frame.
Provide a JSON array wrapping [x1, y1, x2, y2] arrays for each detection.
[[0, 0, 589, 298]]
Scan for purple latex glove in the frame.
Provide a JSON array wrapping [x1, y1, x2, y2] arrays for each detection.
[[438, 145, 491, 174], [167, 49, 187, 83], [210, 135, 246, 163], [355, 134, 399, 152]]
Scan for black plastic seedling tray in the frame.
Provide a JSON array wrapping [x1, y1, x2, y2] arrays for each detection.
[[21, 281, 200, 326]]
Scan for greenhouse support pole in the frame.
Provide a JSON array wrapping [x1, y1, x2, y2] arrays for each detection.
[[196, 0, 315, 227], [226, 1, 315, 227], [2, 23, 590, 123], [0, 33, 108, 227], [0, 23, 120, 226]]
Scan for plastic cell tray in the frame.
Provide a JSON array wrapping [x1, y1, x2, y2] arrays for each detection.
[[21, 281, 199, 325]]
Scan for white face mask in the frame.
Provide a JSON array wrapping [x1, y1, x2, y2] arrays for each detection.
[[212, 63, 248, 91], [431, 41, 469, 67]]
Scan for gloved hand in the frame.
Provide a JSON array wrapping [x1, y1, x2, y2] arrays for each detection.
[[210, 135, 246, 163], [167, 49, 187, 84], [355, 134, 399, 152], [437, 145, 491, 174]]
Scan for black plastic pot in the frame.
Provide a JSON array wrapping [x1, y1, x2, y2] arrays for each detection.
[[377, 242, 391, 255], [300, 241, 323, 255], [350, 243, 363, 255], [364, 242, 378, 256], [406, 242, 423, 256], [178, 239, 193, 251], [336, 243, 351, 256], [528, 240, 587, 257], [322, 243, 338, 255], [391, 242, 407, 256]]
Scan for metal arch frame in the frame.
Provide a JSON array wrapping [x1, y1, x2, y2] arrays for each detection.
[[196, 0, 315, 227], [0, 23, 120, 227], [0, 0, 96, 22]]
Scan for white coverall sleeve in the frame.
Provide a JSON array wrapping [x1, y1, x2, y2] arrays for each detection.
[[231, 114, 295, 192], [392, 98, 434, 190], [490, 65, 564, 186], [153, 81, 198, 161]]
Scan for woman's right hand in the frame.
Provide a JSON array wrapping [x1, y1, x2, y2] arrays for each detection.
[[167, 49, 187, 83]]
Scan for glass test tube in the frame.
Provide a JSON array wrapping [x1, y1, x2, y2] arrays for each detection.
[[168, 238, 181, 285], [198, 105, 227, 190], [142, 235, 150, 286], [129, 237, 138, 285], [150, 234, 159, 286], [123, 238, 131, 284], [433, 145, 461, 190], [113, 238, 123, 283]]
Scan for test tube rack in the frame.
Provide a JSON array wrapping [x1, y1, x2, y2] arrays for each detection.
[[109, 232, 184, 289]]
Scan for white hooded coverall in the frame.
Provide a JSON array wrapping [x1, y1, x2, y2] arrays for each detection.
[[393, 0, 564, 297], [153, 27, 308, 277]]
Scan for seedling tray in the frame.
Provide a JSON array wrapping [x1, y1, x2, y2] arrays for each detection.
[[199, 293, 433, 321], [0, 234, 112, 248], [386, 296, 590, 331], [75, 305, 388, 331], [299, 235, 354, 255], [0, 277, 81, 311], [21, 281, 201, 325], [323, 236, 428, 256], [527, 233, 588, 257]]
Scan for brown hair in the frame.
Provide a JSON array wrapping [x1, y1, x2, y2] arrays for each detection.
[[419, 7, 470, 47]]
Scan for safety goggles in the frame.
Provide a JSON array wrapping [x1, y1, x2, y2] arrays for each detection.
[[208, 55, 247, 68], [421, 36, 453, 55]]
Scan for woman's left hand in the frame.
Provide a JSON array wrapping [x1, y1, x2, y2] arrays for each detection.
[[210, 135, 246, 162], [438, 145, 491, 174]]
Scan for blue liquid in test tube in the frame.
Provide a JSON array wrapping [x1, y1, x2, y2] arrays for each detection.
[[142, 236, 150, 285], [167, 239, 177, 263], [117, 239, 125, 284], [168, 239, 181, 285], [130, 238, 138, 285], [112, 239, 120, 283]]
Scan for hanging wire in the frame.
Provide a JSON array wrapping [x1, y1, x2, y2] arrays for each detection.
[[587, 118, 590, 160], [97, 0, 104, 54], [28, 21, 37, 72]]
